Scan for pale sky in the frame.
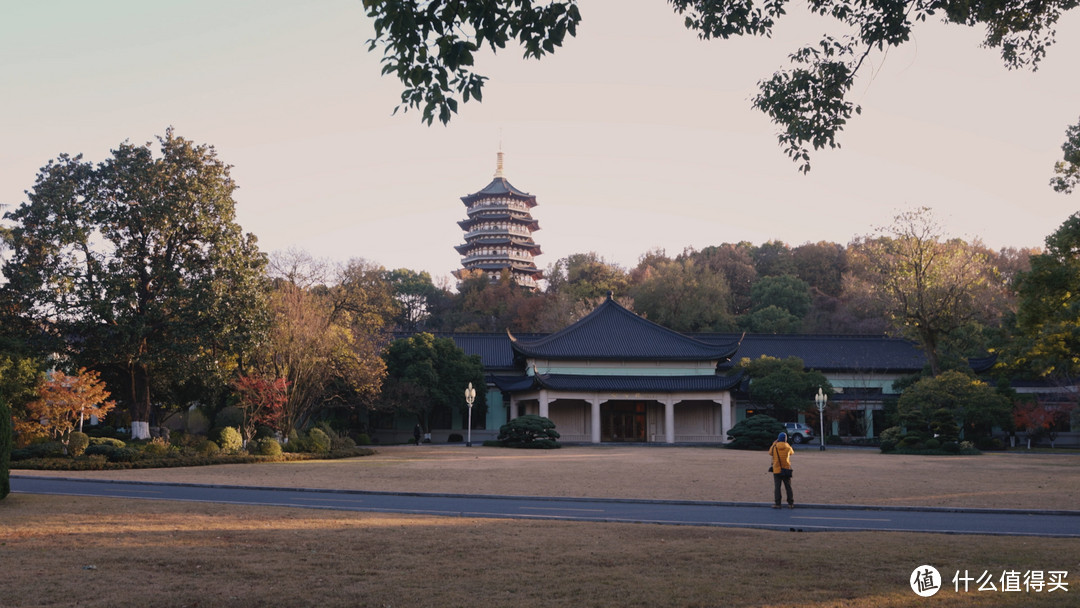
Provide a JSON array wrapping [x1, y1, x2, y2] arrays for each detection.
[[3, 1, 1078, 286]]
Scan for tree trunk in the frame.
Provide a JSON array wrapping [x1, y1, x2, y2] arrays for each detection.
[[129, 363, 152, 440]]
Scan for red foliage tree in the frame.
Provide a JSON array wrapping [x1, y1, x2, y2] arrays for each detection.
[[1013, 400, 1055, 449], [231, 374, 288, 442]]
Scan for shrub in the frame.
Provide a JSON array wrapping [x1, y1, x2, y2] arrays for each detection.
[[313, 421, 337, 440], [724, 415, 785, 450], [354, 433, 372, 446], [254, 425, 276, 440], [942, 441, 961, 454], [307, 427, 331, 453], [185, 407, 211, 435], [255, 437, 283, 457], [84, 443, 119, 459], [217, 427, 243, 454], [22, 441, 64, 459], [331, 435, 356, 451], [0, 398, 11, 500], [497, 415, 560, 449], [448, 433, 464, 443], [879, 426, 903, 445], [897, 436, 923, 449], [89, 437, 126, 448], [825, 434, 843, 445], [923, 438, 941, 450], [974, 437, 1005, 451], [195, 439, 220, 457], [67, 432, 90, 457], [108, 447, 141, 463], [142, 437, 172, 457]]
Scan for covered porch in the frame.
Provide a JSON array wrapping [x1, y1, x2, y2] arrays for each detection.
[[505, 387, 735, 444]]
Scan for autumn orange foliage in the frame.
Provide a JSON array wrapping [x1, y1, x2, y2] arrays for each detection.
[[20, 368, 116, 445]]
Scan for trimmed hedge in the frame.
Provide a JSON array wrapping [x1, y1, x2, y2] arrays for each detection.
[[0, 399, 11, 500], [10, 447, 377, 471]]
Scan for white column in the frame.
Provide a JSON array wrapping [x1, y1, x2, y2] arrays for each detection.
[[721, 393, 733, 443], [508, 396, 517, 421], [590, 398, 601, 444], [664, 397, 675, 444], [539, 390, 549, 419]]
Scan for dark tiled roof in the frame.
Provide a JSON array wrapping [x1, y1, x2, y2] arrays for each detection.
[[442, 333, 544, 370], [490, 372, 744, 394], [510, 296, 740, 362], [461, 177, 537, 205], [696, 333, 927, 373]]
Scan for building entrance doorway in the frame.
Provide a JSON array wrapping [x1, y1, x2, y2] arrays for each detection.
[[602, 401, 647, 442]]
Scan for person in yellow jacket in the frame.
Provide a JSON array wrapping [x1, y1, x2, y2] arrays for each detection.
[[770, 432, 795, 509]]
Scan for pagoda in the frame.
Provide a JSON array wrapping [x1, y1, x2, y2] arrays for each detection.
[[454, 151, 543, 288]]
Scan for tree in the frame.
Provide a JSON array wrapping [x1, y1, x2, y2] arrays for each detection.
[[897, 370, 1011, 440], [792, 241, 847, 298], [546, 252, 630, 302], [742, 274, 812, 333], [845, 208, 1008, 375], [739, 356, 832, 422], [362, 0, 1078, 174], [1013, 212, 1080, 383], [385, 268, 442, 331], [379, 332, 486, 433], [21, 369, 116, 452], [687, 243, 757, 315], [631, 257, 736, 332], [1, 130, 268, 439], [231, 374, 288, 442], [1013, 399, 1056, 449], [752, 241, 796, 278], [1051, 117, 1080, 194], [258, 252, 394, 438]]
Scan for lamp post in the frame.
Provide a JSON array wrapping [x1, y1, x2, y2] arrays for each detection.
[[815, 387, 828, 451], [465, 382, 477, 447]]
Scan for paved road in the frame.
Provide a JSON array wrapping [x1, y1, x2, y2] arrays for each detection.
[[11, 476, 1080, 537]]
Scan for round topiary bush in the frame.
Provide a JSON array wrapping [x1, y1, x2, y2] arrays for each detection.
[[724, 414, 785, 450], [497, 415, 560, 449], [255, 437, 283, 457], [217, 427, 243, 455], [67, 431, 90, 457], [195, 438, 220, 457], [307, 427, 331, 453]]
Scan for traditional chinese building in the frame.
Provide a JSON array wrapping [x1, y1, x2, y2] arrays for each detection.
[[454, 151, 543, 288]]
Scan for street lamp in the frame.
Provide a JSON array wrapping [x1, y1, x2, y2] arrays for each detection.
[[465, 382, 477, 447], [815, 387, 828, 451]]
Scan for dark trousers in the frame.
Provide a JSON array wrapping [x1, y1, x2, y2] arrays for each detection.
[[773, 473, 794, 505]]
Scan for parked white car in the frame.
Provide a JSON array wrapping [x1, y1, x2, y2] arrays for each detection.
[[784, 422, 814, 444]]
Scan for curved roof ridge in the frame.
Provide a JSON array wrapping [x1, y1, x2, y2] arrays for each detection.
[[511, 296, 738, 361]]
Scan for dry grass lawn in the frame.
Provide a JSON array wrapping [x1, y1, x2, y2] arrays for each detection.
[[5, 445, 1079, 607], [17, 444, 1080, 509]]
